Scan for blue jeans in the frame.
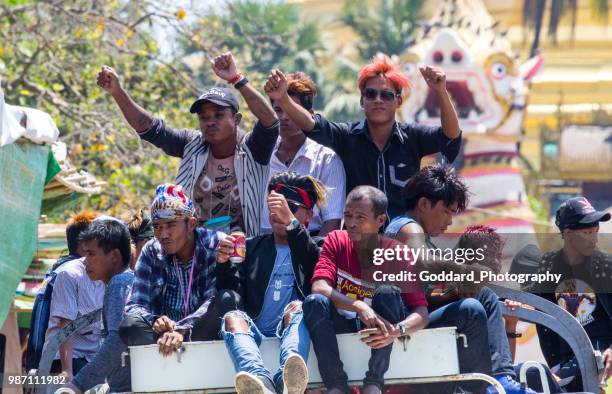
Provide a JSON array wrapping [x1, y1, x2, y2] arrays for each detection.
[[220, 304, 310, 391], [476, 287, 516, 377], [428, 297, 492, 393], [302, 285, 405, 392]]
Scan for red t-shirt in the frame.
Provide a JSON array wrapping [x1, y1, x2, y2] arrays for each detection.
[[312, 230, 427, 317]]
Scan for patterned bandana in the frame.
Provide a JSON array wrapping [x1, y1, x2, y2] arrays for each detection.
[[151, 184, 195, 220]]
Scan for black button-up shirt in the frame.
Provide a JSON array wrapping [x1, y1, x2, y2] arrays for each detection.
[[307, 114, 462, 220]]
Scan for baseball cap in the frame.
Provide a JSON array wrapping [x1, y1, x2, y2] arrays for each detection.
[[555, 197, 611, 231], [189, 86, 239, 114]]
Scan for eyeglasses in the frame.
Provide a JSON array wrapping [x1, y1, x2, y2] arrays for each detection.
[[363, 88, 399, 102], [287, 200, 308, 214]]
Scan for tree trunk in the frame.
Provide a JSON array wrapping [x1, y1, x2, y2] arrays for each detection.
[[530, 0, 547, 58]]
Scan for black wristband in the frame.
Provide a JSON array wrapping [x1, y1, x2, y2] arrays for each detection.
[[506, 332, 522, 338], [234, 76, 249, 90]]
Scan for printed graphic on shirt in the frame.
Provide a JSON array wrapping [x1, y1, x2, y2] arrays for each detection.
[[193, 156, 243, 231], [555, 279, 596, 326], [256, 246, 297, 335], [389, 163, 411, 188], [336, 269, 375, 318], [268, 258, 295, 302]]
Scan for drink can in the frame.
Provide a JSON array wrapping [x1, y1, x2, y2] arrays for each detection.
[[229, 232, 246, 263]]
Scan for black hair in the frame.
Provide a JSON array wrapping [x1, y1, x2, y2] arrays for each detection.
[[66, 211, 99, 255], [268, 171, 328, 208], [402, 164, 469, 212], [293, 92, 314, 111], [346, 185, 388, 216], [125, 209, 154, 243], [78, 220, 132, 267]]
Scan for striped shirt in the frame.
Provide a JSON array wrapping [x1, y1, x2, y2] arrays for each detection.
[[261, 137, 346, 233], [138, 118, 279, 237], [44, 258, 105, 362], [125, 228, 222, 331]]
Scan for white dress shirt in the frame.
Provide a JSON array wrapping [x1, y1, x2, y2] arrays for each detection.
[[261, 137, 346, 233]]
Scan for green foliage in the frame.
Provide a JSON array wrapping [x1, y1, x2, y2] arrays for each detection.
[[0, 0, 352, 220], [321, 0, 425, 121], [528, 194, 549, 223], [0, 0, 423, 221], [590, 0, 609, 22], [0, 0, 196, 220], [319, 56, 362, 121], [339, 0, 424, 59], [182, 1, 324, 85], [179, 1, 346, 121]]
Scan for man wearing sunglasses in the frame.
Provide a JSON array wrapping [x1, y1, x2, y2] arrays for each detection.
[[215, 172, 327, 394], [264, 54, 461, 221]]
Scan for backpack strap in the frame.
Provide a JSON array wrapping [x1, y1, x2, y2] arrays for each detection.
[[36, 308, 102, 376]]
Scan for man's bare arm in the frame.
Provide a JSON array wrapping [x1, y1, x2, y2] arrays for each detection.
[[264, 69, 315, 132], [57, 317, 74, 376], [312, 279, 364, 312], [97, 65, 153, 132], [236, 82, 277, 128], [399, 306, 429, 334], [210, 53, 278, 128], [312, 279, 387, 332], [419, 66, 460, 139]]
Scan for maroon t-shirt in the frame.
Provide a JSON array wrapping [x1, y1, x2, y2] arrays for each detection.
[[312, 230, 427, 317]]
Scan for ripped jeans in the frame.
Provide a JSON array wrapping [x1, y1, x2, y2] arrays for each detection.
[[220, 301, 310, 391]]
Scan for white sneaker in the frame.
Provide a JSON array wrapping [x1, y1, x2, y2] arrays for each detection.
[[282, 354, 309, 394], [235, 371, 275, 394]]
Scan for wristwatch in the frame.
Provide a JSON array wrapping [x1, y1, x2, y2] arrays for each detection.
[[234, 75, 249, 90], [285, 218, 300, 231], [397, 322, 408, 337]]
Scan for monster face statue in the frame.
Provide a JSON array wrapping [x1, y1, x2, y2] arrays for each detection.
[[402, 30, 543, 138], [400, 0, 544, 234]]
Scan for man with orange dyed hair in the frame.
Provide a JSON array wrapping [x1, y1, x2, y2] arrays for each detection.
[[262, 72, 345, 236], [265, 55, 461, 221]]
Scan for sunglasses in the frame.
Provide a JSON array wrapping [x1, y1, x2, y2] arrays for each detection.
[[287, 200, 308, 214], [363, 88, 399, 102]]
